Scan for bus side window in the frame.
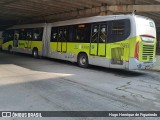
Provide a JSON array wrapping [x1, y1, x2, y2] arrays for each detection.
[[9, 30, 14, 40], [26, 29, 33, 40], [75, 24, 90, 42], [33, 28, 43, 41], [15, 30, 19, 39], [58, 29, 63, 41], [2, 32, 7, 42], [3, 31, 13, 43], [111, 21, 125, 35], [63, 28, 69, 42], [109, 19, 130, 43], [72, 25, 77, 42], [85, 24, 91, 43], [76, 29, 84, 42], [51, 27, 58, 42], [19, 29, 26, 40], [68, 26, 73, 42]]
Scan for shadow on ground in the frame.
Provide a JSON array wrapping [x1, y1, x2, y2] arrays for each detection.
[[0, 51, 145, 78]]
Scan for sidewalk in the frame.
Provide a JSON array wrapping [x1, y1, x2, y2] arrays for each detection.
[[149, 55, 160, 72]]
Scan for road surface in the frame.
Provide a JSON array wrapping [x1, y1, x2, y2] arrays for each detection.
[[0, 52, 160, 120]]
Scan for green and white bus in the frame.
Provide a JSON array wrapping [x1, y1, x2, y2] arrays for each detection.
[[2, 14, 157, 70]]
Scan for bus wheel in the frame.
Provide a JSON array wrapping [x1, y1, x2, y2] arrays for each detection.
[[32, 48, 38, 58], [77, 53, 89, 68]]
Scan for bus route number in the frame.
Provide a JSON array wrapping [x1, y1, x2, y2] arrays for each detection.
[[120, 43, 129, 48]]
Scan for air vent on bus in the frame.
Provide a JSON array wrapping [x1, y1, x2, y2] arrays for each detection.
[[142, 45, 154, 61]]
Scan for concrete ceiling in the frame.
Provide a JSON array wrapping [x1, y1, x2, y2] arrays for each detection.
[[0, 0, 160, 30]]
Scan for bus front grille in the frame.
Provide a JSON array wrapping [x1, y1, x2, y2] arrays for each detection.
[[142, 45, 154, 61]]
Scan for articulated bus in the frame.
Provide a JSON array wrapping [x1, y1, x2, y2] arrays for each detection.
[[2, 14, 156, 70]]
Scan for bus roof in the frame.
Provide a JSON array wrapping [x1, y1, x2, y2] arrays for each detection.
[[48, 14, 133, 27], [7, 14, 153, 29], [8, 23, 47, 30]]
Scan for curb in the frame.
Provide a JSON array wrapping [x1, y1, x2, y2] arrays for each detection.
[[144, 55, 160, 72], [146, 68, 160, 72]]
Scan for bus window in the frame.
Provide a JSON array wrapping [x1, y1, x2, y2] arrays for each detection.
[[3, 32, 9, 43], [51, 27, 58, 42], [99, 25, 107, 43], [0, 31, 2, 39], [33, 28, 43, 41], [109, 19, 130, 43], [68, 26, 74, 42], [91, 25, 98, 43], [3, 30, 14, 43], [26, 29, 33, 40], [58, 29, 63, 42], [63, 28, 69, 42], [14, 30, 19, 40], [75, 24, 90, 43], [8, 31, 14, 40], [19, 29, 26, 40], [76, 28, 84, 42], [111, 21, 124, 35], [57, 28, 69, 42], [85, 24, 91, 43]]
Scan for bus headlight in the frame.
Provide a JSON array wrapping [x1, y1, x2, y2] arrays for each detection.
[[141, 36, 154, 42]]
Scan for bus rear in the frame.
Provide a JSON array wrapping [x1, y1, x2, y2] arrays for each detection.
[[129, 15, 156, 69]]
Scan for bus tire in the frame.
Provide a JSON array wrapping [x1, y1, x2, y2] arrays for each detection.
[[32, 48, 39, 58], [8, 45, 12, 53], [77, 53, 89, 68]]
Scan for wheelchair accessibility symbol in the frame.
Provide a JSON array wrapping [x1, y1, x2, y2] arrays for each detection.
[[91, 45, 94, 49]]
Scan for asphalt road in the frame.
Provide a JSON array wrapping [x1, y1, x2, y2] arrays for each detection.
[[0, 51, 160, 120]]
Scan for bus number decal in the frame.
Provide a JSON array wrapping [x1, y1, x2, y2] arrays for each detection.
[[115, 43, 129, 48], [120, 43, 129, 48]]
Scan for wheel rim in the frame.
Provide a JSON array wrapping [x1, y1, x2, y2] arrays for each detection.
[[80, 56, 86, 65], [33, 50, 38, 57]]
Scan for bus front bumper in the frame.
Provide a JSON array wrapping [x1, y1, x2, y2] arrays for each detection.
[[129, 58, 156, 70]]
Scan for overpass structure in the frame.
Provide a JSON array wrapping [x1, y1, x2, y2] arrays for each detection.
[[0, 0, 160, 52], [0, 0, 160, 28]]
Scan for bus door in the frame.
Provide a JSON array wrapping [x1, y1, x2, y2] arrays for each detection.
[[13, 30, 19, 47], [57, 28, 67, 52], [90, 24, 107, 57]]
